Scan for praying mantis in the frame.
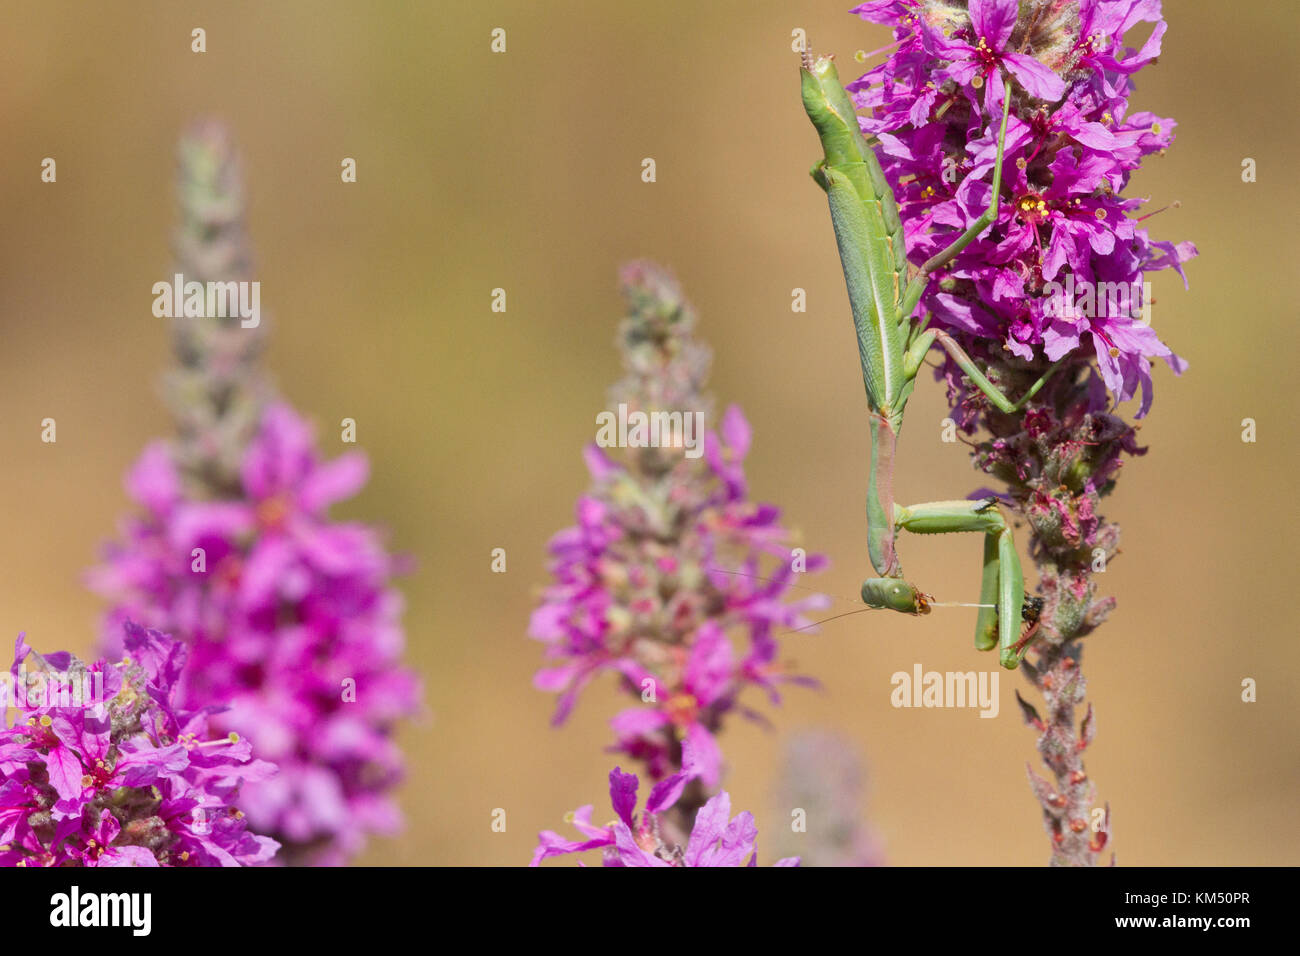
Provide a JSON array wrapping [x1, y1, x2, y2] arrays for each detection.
[[799, 51, 1062, 669]]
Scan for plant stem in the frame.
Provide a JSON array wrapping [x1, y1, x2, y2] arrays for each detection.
[[961, 359, 1133, 865]]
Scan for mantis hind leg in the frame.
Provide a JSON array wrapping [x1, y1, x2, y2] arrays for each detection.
[[975, 534, 1000, 651], [995, 525, 1026, 669]]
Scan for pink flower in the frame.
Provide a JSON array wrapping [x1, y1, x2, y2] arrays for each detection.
[[531, 406, 828, 785], [91, 403, 420, 865], [935, 0, 1067, 102], [532, 265, 829, 797], [531, 767, 799, 867], [847, 0, 1195, 417], [0, 625, 278, 867]]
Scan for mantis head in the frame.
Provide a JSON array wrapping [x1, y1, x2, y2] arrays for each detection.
[[860, 578, 931, 615]]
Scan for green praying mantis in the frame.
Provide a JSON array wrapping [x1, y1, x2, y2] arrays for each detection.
[[799, 51, 1063, 670]]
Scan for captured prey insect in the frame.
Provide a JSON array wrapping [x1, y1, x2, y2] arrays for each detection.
[[799, 50, 1062, 669]]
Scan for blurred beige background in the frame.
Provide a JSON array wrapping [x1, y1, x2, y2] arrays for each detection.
[[0, 0, 1295, 865]]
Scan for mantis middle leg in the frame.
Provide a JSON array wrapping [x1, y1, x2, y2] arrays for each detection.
[[861, 498, 1031, 668]]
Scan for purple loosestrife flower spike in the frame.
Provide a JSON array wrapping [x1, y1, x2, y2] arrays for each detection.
[[531, 767, 799, 867], [842, 0, 1195, 862], [0, 625, 279, 867], [849, 0, 1195, 418], [530, 262, 829, 835], [89, 122, 420, 866]]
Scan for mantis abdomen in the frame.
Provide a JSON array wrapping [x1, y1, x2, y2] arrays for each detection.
[[799, 54, 908, 417]]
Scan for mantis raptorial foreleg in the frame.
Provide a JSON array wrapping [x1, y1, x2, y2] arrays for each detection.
[[800, 51, 1058, 669]]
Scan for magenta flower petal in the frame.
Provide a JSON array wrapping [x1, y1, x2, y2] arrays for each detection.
[[530, 831, 614, 867], [240, 403, 314, 498], [719, 404, 751, 460], [969, 0, 1017, 48], [646, 770, 693, 815], [611, 707, 671, 737], [608, 767, 640, 828], [45, 746, 83, 803], [298, 452, 369, 513], [100, 845, 162, 867], [683, 723, 723, 789], [532, 768, 798, 867], [126, 442, 182, 513], [1002, 52, 1066, 100]]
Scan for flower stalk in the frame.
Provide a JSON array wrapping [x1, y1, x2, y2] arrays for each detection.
[[967, 359, 1129, 863], [91, 121, 419, 866], [529, 262, 829, 864]]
